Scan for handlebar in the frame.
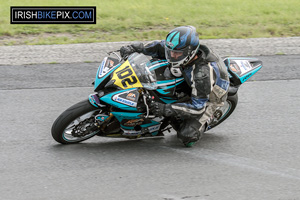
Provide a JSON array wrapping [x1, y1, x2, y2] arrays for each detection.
[[107, 50, 122, 62]]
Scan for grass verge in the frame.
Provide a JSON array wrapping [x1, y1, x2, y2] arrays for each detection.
[[1, 0, 300, 45]]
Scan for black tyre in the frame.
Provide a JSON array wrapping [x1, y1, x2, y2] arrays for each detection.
[[51, 100, 102, 144], [209, 93, 238, 129]]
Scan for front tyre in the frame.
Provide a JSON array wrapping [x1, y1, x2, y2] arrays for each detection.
[[51, 100, 101, 144]]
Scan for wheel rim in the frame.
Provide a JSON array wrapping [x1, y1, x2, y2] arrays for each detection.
[[218, 100, 232, 121], [209, 100, 232, 128], [62, 110, 100, 142]]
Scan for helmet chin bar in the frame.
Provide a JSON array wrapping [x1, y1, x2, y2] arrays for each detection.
[[182, 55, 191, 66], [183, 44, 201, 66], [170, 65, 183, 77]]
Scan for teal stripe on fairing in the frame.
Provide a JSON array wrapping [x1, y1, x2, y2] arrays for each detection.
[[121, 124, 134, 130], [240, 65, 262, 83], [157, 80, 174, 85], [157, 88, 170, 95], [140, 121, 160, 128], [111, 112, 143, 122], [157, 80, 185, 95], [160, 98, 177, 104], [151, 60, 168, 65], [149, 63, 169, 71], [157, 78, 184, 86]]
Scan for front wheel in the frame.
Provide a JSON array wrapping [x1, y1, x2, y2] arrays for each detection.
[[51, 100, 102, 144]]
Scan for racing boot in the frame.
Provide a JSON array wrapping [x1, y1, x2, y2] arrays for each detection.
[[177, 118, 204, 147]]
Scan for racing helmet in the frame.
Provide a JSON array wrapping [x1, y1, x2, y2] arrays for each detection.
[[165, 26, 200, 73]]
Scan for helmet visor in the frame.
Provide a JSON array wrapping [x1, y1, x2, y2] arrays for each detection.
[[165, 46, 189, 64]]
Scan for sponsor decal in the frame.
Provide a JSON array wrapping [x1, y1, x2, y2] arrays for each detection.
[[229, 63, 240, 73], [241, 72, 253, 82], [108, 60, 115, 68], [122, 130, 141, 136], [126, 93, 136, 101], [113, 96, 137, 107], [148, 125, 160, 133], [124, 119, 144, 126], [235, 60, 252, 75], [112, 89, 139, 107]]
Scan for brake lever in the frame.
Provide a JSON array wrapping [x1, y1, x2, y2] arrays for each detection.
[[142, 91, 155, 118]]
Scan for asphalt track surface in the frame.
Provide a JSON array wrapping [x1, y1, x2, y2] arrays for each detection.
[[1, 55, 300, 200]]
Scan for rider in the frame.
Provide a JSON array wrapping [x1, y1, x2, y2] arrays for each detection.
[[120, 26, 229, 147]]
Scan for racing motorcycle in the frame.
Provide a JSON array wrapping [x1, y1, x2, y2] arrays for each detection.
[[51, 52, 262, 145]]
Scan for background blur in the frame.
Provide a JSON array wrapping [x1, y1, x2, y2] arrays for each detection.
[[1, 0, 300, 45]]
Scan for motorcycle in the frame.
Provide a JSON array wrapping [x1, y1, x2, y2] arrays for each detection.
[[51, 52, 262, 145]]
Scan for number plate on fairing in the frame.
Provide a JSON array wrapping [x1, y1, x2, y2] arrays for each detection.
[[111, 60, 143, 89], [224, 57, 263, 85]]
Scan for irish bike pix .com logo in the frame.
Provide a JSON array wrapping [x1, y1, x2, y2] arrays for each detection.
[[10, 7, 96, 24]]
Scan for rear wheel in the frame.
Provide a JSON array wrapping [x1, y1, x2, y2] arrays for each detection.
[[51, 100, 103, 144], [208, 93, 238, 129]]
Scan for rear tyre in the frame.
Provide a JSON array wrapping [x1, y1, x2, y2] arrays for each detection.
[[51, 100, 101, 144], [209, 93, 238, 129]]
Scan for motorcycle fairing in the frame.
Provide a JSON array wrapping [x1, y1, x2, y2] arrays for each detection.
[[156, 78, 184, 96], [94, 56, 121, 91], [95, 114, 110, 123], [112, 112, 161, 136], [156, 78, 184, 87], [224, 57, 262, 85], [111, 112, 142, 121], [148, 60, 169, 71], [100, 88, 139, 111], [160, 97, 178, 104]]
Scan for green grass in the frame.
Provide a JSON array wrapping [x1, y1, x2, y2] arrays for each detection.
[[1, 0, 300, 45]]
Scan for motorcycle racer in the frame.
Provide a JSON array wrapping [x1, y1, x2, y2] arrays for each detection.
[[120, 26, 229, 147]]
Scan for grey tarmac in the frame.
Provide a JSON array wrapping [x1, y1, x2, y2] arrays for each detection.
[[0, 39, 300, 200]]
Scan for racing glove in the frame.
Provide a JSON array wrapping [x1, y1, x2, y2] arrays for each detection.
[[120, 46, 134, 60], [149, 102, 176, 117], [120, 42, 144, 59]]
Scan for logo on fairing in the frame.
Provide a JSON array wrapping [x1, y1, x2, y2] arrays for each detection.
[[124, 119, 144, 126], [112, 89, 139, 107], [126, 93, 136, 101], [148, 125, 160, 133], [113, 96, 136, 107]]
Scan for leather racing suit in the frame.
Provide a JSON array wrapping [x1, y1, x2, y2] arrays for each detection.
[[121, 40, 230, 143]]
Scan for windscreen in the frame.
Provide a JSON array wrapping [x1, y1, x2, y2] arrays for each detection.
[[127, 53, 157, 90]]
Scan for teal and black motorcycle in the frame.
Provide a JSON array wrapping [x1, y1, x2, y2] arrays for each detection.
[[51, 52, 262, 144]]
